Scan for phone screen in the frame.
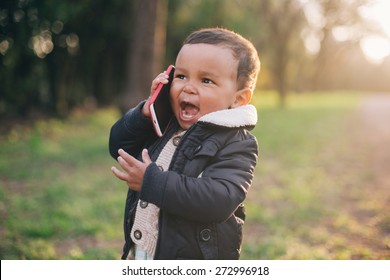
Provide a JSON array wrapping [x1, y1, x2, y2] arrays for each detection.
[[149, 65, 175, 137]]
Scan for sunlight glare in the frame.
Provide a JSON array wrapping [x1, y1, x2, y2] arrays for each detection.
[[360, 35, 390, 64], [360, 0, 390, 63]]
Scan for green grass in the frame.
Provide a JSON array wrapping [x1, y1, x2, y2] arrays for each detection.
[[1, 91, 386, 259], [242, 91, 379, 259], [0, 108, 124, 259]]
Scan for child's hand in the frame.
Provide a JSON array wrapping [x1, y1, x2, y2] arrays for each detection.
[[111, 148, 152, 191], [142, 72, 170, 117]]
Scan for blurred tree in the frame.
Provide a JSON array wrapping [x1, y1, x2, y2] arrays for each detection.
[[119, 0, 167, 113], [165, 0, 229, 64], [0, 0, 50, 117], [166, 0, 259, 63], [306, 0, 377, 90], [253, 0, 307, 107], [0, 0, 131, 118], [1, 0, 389, 120]]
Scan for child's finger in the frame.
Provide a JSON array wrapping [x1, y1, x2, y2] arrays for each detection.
[[151, 73, 169, 90], [141, 149, 152, 165], [158, 72, 169, 81], [117, 156, 131, 172], [111, 166, 128, 181], [118, 149, 137, 164]]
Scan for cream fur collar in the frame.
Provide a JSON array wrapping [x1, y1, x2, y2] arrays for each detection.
[[198, 105, 258, 128]]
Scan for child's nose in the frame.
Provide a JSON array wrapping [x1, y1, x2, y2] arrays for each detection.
[[183, 83, 197, 94]]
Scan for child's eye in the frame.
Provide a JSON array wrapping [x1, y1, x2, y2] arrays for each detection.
[[176, 74, 186, 80], [202, 78, 214, 84]]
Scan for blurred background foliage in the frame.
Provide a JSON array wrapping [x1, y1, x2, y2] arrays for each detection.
[[1, 0, 390, 260], [1, 0, 390, 119]]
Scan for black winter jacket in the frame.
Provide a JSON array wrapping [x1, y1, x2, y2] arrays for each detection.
[[109, 101, 258, 259]]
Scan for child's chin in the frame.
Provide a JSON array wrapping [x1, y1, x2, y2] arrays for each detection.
[[177, 119, 195, 130]]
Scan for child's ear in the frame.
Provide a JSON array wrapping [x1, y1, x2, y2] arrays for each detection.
[[231, 88, 252, 108]]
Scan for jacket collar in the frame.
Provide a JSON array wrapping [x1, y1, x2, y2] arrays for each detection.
[[198, 105, 258, 128]]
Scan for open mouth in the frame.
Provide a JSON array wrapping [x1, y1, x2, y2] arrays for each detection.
[[180, 101, 199, 121]]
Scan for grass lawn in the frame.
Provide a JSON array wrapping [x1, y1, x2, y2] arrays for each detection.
[[1, 91, 387, 259], [243, 92, 389, 259], [0, 108, 124, 259]]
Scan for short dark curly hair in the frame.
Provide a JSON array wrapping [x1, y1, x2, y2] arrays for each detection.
[[183, 28, 261, 91]]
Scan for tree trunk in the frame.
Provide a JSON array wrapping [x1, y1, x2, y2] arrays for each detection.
[[120, 0, 167, 113]]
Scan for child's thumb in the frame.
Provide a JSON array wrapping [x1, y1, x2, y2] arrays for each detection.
[[142, 149, 152, 165]]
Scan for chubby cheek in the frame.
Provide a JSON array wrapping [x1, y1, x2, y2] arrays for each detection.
[[169, 99, 180, 121], [169, 88, 180, 115], [169, 80, 180, 99], [200, 97, 229, 114]]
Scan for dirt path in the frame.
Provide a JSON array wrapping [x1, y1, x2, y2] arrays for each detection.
[[325, 94, 390, 259]]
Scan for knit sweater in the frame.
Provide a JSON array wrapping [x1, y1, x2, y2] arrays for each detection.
[[130, 129, 186, 257]]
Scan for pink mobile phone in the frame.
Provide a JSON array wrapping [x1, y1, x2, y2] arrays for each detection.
[[148, 65, 175, 137]]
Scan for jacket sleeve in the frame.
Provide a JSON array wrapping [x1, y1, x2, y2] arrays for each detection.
[[140, 134, 258, 223], [109, 101, 155, 159]]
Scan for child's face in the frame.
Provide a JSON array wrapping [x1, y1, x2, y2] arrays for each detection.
[[170, 43, 243, 130]]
